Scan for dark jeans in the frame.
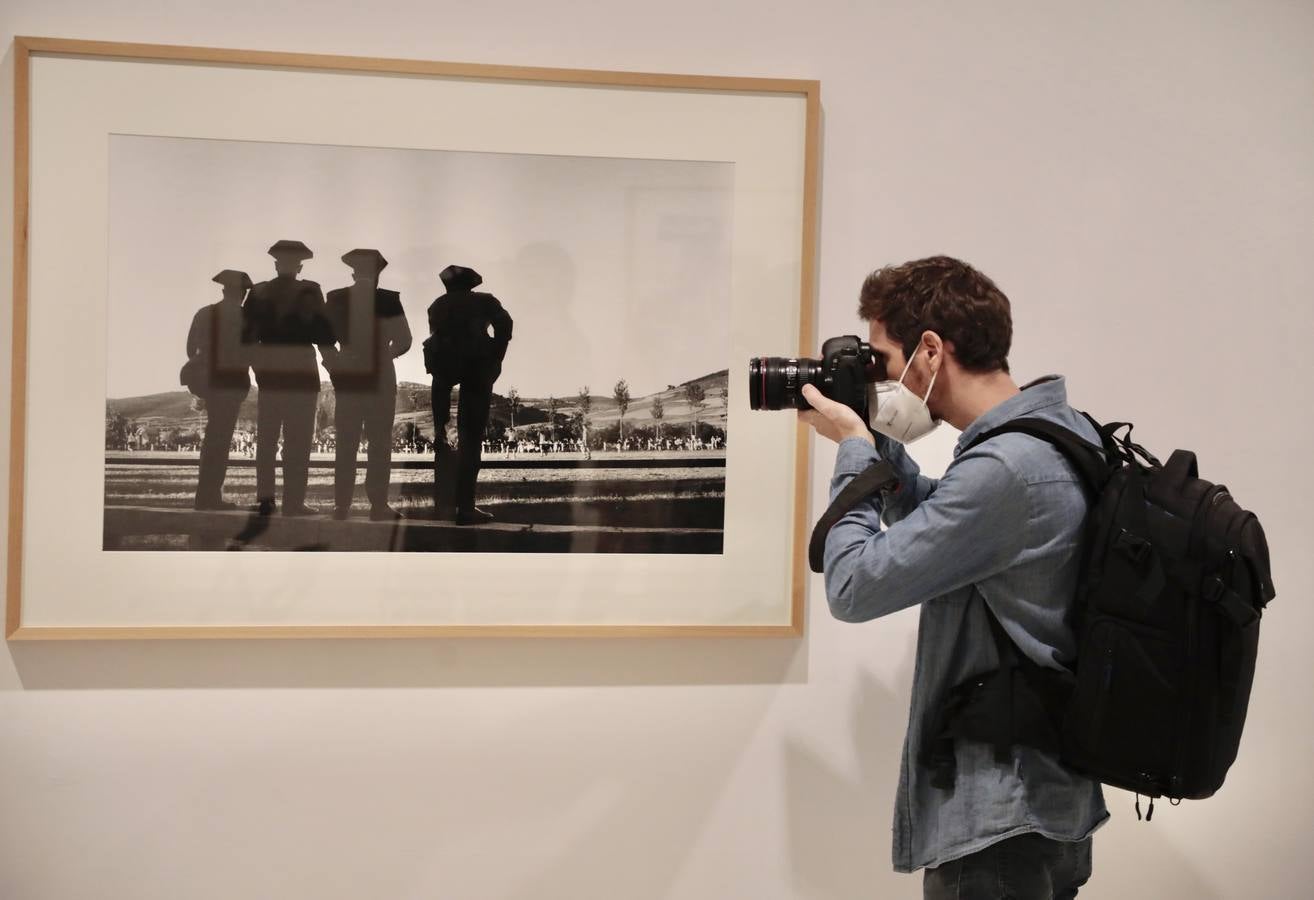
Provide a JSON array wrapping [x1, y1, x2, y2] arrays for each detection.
[[923, 833, 1092, 900], [334, 385, 397, 511]]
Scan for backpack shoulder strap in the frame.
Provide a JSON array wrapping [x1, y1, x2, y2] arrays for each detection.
[[964, 416, 1111, 495]]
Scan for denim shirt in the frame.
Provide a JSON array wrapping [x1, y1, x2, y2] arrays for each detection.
[[823, 375, 1109, 873]]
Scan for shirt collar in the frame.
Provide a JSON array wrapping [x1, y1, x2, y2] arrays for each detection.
[[952, 375, 1067, 458]]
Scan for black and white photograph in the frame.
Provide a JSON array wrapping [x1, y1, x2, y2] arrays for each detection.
[[102, 135, 734, 553], [13, 43, 811, 634]]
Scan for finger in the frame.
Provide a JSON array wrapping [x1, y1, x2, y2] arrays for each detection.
[[800, 384, 832, 412], [802, 385, 851, 425]]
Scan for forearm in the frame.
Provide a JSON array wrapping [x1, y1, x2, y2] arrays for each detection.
[[823, 439, 904, 621], [822, 446, 1028, 623]]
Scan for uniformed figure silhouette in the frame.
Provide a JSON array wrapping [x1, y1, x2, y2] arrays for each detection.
[[424, 265, 513, 525], [242, 240, 335, 516], [182, 269, 252, 510], [324, 248, 412, 521]]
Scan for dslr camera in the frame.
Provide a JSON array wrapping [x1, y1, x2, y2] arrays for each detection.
[[748, 335, 882, 420]]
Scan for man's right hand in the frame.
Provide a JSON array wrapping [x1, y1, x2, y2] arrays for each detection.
[[798, 384, 875, 447]]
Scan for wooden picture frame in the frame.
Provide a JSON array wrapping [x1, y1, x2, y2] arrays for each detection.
[[6, 37, 819, 639]]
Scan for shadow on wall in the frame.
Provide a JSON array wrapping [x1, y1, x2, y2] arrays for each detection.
[[1090, 795, 1225, 900], [486, 687, 771, 900], [784, 660, 913, 899]]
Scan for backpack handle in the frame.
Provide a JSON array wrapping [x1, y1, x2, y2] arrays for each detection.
[[1163, 449, 1199, 484], [1098, 420, 1163, 469]]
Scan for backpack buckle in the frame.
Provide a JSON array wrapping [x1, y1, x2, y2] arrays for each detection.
[[1202, 573, 1258, 627]]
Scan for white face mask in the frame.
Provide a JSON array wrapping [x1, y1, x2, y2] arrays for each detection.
[[866, 347, 940, 444]]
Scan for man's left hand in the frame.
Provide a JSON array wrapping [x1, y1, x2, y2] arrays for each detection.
[[798, 384, 875, 446]]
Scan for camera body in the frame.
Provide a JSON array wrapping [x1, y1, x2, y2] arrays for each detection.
[[748, 335, 877, 420]]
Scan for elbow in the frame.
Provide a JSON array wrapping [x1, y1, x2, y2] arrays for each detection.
[[823, 542, 902, 623], [821, 535, 871, 622], [823, 569, 868, 623], [828, 599, 865, 624], [827, 597, 867, 624]]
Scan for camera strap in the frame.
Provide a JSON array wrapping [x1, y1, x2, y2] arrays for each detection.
[[808, 459, 900, 573]]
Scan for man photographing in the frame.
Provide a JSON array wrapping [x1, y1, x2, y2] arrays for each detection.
[[798, 256, 1108, 898]]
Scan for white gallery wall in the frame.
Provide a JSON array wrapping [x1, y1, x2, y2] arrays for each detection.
[[0, 2, 1310, 898]]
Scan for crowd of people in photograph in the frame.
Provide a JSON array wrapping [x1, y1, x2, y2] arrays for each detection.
[[483, 434, 723, 456], [110, 418, 727, 458]]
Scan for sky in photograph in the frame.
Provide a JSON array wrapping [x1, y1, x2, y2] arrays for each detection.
[[107, 134, 734, 400]]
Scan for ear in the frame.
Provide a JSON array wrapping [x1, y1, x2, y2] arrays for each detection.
[[921, 330, 945, 370]]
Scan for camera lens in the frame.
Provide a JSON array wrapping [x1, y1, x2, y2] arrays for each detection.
[[748, 356, 824, 410]]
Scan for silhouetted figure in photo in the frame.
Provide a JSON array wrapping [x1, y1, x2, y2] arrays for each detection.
[[325, 248, 412, 521], [182, 269, 252, 510], [423, 265, 512, 525], [242, 240, 334, 517]]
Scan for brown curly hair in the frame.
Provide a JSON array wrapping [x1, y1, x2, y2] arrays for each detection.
[[858, 256, 1012, 374]]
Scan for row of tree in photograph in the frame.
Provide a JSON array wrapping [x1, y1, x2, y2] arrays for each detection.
[[106, 371, 730, 453]]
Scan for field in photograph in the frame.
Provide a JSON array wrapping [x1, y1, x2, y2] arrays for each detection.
[[103, 450, 727, 552]]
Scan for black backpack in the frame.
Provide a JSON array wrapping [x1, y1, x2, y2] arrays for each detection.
[[961, 414, 1277, 815]]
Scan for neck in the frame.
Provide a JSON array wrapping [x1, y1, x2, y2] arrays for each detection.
[[941, 369, 1020, 431]]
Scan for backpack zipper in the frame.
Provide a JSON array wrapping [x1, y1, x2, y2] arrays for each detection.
[[1173, 487, 1227, 799], [1173, 583, 1197, 801]]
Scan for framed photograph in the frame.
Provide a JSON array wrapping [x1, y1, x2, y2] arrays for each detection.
[[6, 37, 819, 638]]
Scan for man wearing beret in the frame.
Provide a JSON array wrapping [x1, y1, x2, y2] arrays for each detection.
[[324, 248, 412, 521], [242, 240, 336, 517], [424, 265, 513, 525], [183, 269, 253, 510]]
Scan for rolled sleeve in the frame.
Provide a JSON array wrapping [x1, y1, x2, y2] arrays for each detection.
[[823, 448, 1030, 622], [833, 437, 882, 478]]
